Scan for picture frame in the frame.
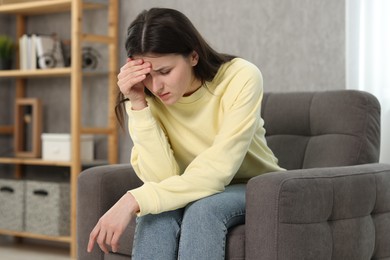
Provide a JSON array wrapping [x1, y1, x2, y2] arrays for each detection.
[[14, 98, 42, 158]]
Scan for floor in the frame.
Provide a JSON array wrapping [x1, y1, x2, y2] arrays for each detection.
[[0, 236, 71, 260]]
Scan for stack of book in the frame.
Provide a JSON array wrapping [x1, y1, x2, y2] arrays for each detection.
[[19, 34, 65, 70]]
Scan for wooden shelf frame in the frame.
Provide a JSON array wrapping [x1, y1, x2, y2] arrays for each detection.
[[0, 229, 71, 243], [0, 157, 72, 166], [0, 0, 119, 258], [0, 126, 13, 134], [0, 157, 108, 167], [0, 0, 105, 15], [0, 68, 109, 78], [0, 68, 71, 78]]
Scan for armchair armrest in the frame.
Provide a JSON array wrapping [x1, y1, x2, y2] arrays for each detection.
[[245, 163, 390, 260], [77, 164, 142, 260]]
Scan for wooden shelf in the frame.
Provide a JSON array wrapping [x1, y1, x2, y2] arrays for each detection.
[[0, 68, 71, 78], [0, 68, 111, 79], [0, 229, 71, 243], [0, 157, 72, 166], [0, 0, 105, 15], [0, 157, 108, 167], [0, 125, 13, 134], [81, 126, 115, 135], [0, 0, 119, 257], [82, 33, 115, 44]]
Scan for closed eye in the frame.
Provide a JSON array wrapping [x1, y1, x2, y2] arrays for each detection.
[[159, 70, 171, 75]]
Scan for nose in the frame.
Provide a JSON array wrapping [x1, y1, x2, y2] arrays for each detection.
[[150, 76, 163, 94]]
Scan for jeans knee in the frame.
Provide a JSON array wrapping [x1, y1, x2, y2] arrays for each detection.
[[181, 185, 246, 231], [132, 210, 184, 259], [182, 200, 226, 232], [136, 209, 183, 236]]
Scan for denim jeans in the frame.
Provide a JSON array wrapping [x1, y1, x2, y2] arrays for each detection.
[[131, 184, 246, 260]]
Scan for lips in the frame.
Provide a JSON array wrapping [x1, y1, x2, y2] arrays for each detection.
[[158, 93, 170, 100]]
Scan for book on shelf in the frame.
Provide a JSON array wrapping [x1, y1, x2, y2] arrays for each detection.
[[19, 34, 65, 70], [19, 34, 28, 70]]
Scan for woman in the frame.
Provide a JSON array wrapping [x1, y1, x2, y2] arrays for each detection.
[[88, 7, 283, 259]]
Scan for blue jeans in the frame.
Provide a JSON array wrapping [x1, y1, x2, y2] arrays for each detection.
[[131, 184, 246, 260]]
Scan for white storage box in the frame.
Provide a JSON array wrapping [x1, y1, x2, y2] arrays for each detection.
[[0, 179, 25, 231], [25, 180, 70, 236], [41, 133, 93, 162]]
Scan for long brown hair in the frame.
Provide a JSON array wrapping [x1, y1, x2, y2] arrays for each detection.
[[115, 8, 235, 128]]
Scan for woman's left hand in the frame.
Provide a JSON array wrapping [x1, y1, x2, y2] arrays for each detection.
[[87, 192, 140, 254]]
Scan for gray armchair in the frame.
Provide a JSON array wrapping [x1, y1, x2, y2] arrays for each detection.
[[78, 90, 390, 260]]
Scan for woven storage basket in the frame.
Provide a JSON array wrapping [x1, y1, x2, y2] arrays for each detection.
[[0, 179, 25, 231], [25, 180, 70, 236]]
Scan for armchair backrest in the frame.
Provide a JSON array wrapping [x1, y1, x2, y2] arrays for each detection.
[[261, 90, 381, 170]]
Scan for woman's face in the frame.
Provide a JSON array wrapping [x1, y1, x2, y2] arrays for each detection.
[[136, 52, 201, 105]]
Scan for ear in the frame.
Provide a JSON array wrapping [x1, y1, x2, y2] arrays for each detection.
[[190, 51, 199, 66]]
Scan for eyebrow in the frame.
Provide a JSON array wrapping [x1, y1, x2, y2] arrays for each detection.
[[152, 66, 171, 72]]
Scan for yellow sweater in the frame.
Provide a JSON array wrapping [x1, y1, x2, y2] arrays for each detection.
[[126, 58, 283, 216]]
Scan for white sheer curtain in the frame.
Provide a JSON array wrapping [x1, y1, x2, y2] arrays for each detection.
[[347, 0, 390, 163]]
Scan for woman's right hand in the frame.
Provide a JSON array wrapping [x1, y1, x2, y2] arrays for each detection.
[[87, 192, 140, 254], [117, 58, 151, 110]]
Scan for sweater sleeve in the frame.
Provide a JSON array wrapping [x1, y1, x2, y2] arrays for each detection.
[[129, 64, 264, 216], [126, 102, 180, 183]]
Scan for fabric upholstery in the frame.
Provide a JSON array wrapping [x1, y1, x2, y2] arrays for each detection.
[[77, 90, 390, 260], [262, 91, 380, 169], [78, 165, 142, 259], [246, 164, 390, 260]]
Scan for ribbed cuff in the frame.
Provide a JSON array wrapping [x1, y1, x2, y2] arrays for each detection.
[[128, 183, 160, 216]]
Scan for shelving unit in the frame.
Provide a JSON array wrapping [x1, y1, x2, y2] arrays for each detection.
[[0, 0, 118, 258]]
